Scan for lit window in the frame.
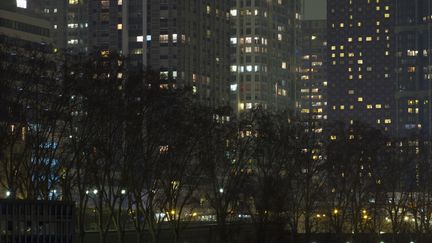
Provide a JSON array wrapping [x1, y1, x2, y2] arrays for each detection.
[[136, 36, 143, 42], [117, 24, 122, 30], [68, 23, 78, 29], [230, 84, 238, 91], [160, 34, 169, 43], [17, 0, 27, 7], [132, 49, 142, 55], [69, 0, 78, 4], [67, 39, 79, 45]]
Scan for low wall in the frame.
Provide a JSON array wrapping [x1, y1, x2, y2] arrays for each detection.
[[81, 224, 432, 243]]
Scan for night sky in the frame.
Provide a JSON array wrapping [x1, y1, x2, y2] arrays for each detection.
[[304, 0, 326, 20]]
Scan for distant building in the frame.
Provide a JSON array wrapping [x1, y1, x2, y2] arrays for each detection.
[[0, 5, 60, 200], [0, 3, 53, 120], [0, 200, 75, 243], [299, 20, 327, 134], [0, 0, 65, 50], [0, 4, 51, 44], [40, 0, 67, 51], [395, 0, 432, 139], [64, 0, 231, 107], [327, 0, 395, 134], [230, 0, 302, 113]]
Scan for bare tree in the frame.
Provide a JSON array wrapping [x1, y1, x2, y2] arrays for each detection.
[[325, 122, 388, 241], [0, 37, 72, 200], [245, 108, 306, 243], [199, 107, 253, 243]]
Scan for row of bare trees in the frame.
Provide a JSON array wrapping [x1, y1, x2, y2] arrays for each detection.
[[1, 49, 432, 243]]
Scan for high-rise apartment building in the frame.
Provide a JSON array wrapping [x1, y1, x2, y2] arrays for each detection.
[[28, 0, 67, 50], [229, 0, 301, 113], [0, 3, 51, 44], [395, 0, 432, 138], [64, 0, 231, 106], [299, 20, 327, 133], [327, 0, 396, 134], [2, 0, 67, 50]]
